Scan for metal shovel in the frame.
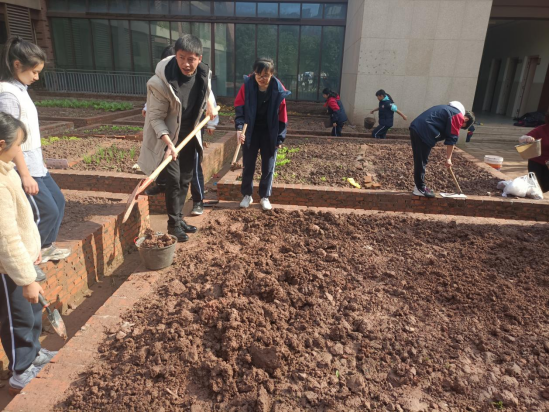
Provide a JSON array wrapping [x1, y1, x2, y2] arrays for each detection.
[[39, 294, 68, 340]]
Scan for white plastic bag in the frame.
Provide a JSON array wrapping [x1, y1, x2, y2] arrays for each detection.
[[497, 180, 511, 191], [503, 175, 528, 198], [525, 172, 544, 200]]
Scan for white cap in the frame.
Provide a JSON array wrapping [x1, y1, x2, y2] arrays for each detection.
[[449, 101, 465, 115]]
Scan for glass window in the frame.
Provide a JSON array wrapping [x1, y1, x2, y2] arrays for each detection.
[[191, 22, 211, 66], [257, 25, 277, 64], [48, 0, 68, 12], [170, 21, 191, 42], [214, 23, 235, 97], [150, 0, 169, 14], [91, 19, 113, 70], [151, 21, 171, 67], [191, 1, 211, 15], [109, 0, 128, 13], [171, 1, 190, 14], [302, 3, 322, 19], [215, 2, 234, 16], [320, 26, 344, 93], [131, 21, 152, 72], [71, 19, 94, 70], [51, 18, 74, 69], [277, 25, 298, 99], [280, 3, 300, 18], [89, 0, 108, 13], [69, 0, 87, 12], [110, 20, 132, 71], [129, 0, 149, 13], [257, 2, 277, 17], [236, 2, 255, 17], [324, 4, 346, 19], [235, 24, 256, 91], [298, 26, 321, 100]]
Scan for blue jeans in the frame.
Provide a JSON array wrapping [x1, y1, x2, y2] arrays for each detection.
[[26, 172, 65, 249]]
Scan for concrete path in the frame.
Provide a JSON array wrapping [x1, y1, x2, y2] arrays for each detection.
[[457, 112, 532, 179]]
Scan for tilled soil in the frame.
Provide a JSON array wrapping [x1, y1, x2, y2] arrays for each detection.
[[259, 139, 501, 195], [42, 136, 113, 162], [61, 194, 120, 233], [77, 125, 143, 136], [63, 209, 549, 411], [141, 229, 176, 248], [71, 140, 142, 174]]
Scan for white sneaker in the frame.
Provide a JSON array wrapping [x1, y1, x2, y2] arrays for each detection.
[[33, 348, 58, 369], [41, 244, 71, 263], [260, 198, 272, 211], [240, 195, 253, 208], [9, 364, 41, 393]]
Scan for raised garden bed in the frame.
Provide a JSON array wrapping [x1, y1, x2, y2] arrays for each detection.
[[57, 209, 549, 411], [36, 99, 142, 127], [257, 139, 500, 196], [75, 124, 143, 138], [61, 192, 123, 235]]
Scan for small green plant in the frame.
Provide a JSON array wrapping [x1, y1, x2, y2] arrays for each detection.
[[276, 158, 290, 167], [273, 172, 278, 179], [288, 147, 300, 154], [41, 135, 80, 146], [493, 400, 504, 410], [335, 370, 340, 379], [129, 147, 136, 159], [82, 155, 92, 164], [320, 176, 327, 182], [49, 136, 60, 143]]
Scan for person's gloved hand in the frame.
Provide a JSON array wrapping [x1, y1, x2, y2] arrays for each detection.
[[519, 135, 535, 144]]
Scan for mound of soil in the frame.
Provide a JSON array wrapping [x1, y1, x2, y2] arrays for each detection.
[[261, 139, 500, 196], [140, 229, 176, 248], [63, 209, 549, 411]]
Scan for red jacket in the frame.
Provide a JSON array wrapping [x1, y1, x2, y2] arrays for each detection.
[[527, 123, 549, 165]]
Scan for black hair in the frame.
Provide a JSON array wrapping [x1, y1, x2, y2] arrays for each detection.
[[0, 112, 27, 150], [375, 89, 394, 102], [174, 34, 203, 56], [463, 111, 475, 129], [322, 88, 338, 99], [253, 57, 275, 75], [160, 46, 175, 60], [0, 36, 47, 82]]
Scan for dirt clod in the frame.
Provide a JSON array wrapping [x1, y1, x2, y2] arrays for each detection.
[[140, 228, 176, 248]]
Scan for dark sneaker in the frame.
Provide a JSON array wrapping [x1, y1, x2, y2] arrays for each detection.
[[191, 201, 204, 216], [144, 184, 165, 196], [180, 220, 197, 233], [413, 186, 435, 198], [168, 225, 189, 242]]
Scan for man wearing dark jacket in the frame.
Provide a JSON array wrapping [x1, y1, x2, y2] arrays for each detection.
[[409, 101, 474, 197]]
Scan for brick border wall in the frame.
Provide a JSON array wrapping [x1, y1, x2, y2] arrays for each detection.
[[39, 122, 75, 137], [0, 196, 150, 372], [218, 143, 549, 222], [39, 108, 143, 128], [49, 131, 238, 213]]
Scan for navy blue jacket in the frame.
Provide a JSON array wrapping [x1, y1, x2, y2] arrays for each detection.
[[234, 75, 291, 155], [410, 105, 465, 148], [378, 97, 395, 127], [325, 95, 348, 124]]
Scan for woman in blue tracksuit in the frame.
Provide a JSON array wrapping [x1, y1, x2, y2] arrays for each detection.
[[370, 89, 407, 139], [322, 88, 348, 137], [235, 58, 290, 211]]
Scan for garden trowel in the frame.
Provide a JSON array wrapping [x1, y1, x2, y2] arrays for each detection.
[[39, 294, 68, 340]]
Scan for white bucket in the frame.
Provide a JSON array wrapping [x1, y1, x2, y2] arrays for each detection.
[[484, 155, 503, 170]]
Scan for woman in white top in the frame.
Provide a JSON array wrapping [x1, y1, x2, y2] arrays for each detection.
[[0, 112, 57, 395], [0, 37, 70, 267]]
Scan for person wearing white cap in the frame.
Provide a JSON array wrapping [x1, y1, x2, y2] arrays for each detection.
[[408, 102, 474, 197]]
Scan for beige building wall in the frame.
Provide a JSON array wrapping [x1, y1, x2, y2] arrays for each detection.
[[341, 0, 493, 128]]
